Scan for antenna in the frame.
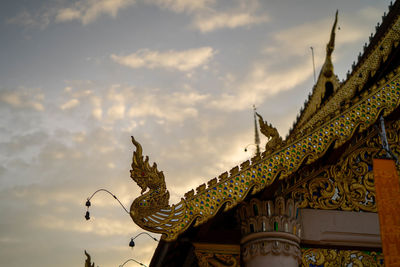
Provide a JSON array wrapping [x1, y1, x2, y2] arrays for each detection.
[[310, 46, 316, 83]]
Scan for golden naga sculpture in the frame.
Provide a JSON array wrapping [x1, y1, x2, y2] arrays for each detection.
[[130, 137, 170, 220], [256, 112, 284, 154], [129, 137, 187, 238]]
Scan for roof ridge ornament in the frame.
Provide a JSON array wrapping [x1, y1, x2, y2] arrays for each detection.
[[256, 113, 284, 155], [131, 136, 167, 194]]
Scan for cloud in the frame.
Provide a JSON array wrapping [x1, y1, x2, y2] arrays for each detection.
[[6, 9, 51, 30], [127, 90, 209, 122], [209, 59, 313, 112], [149, 0, 214, 13], [107, 104, 125, 120], [35, 215, 131, 236], [193, 11, 268, 33], [0, 131, 48, 157], [111, 47, 215, 71], [8, 0, 268, 33], [7, 0, 136, 29], [91, 96, 103, 120], [60, 99, 80, 110], [55, 0, 136, 25], [0, 88, 45, 111], [191, 0, 268, 33]]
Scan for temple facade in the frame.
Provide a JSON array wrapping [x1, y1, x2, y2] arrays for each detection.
[[128, 2, 400, 266]]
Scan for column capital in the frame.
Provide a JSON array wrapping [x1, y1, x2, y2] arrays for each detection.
[[237, 197, 302, 266]]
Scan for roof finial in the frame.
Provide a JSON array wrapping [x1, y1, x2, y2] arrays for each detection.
[[327, 10, 338, 57], [253, 105, 261, 156]]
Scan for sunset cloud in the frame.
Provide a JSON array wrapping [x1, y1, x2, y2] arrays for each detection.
[[60, 99, 79, 110], [55, 0, 136, 24], [0, 89, 45, 111], [111, 47, 215, 71], [6, 9, 51, 30], [127, 90, 209, 122], [193, 12, 268, 33], [150, 0, 214, 13]]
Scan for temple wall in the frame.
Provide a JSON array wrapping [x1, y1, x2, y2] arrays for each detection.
[[300, 208, 381, 247]]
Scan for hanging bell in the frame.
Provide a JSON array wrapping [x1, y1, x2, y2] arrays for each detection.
[[85, 211, 90, 220], [129, 238, 135, 248]]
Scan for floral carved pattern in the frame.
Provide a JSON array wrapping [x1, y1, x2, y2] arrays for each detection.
[[284, 120, 400, 212], [301, 248, 384, 267]]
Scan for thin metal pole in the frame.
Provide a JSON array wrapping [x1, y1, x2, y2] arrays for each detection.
[[379, 115, 391, 158], [253, 105, 261, 156], [86, 188, 130, 214], [378, 115, 399, 164], [310, 46, 316, 83], [131, 232, 158, 242]]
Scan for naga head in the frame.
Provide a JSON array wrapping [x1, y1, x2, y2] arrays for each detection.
[[130, 136, 167, 194], [256, 112, 280, 140], [130, 137, 170, 222]]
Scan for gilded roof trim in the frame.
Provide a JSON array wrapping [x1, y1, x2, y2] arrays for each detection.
[[131, 71, 400, 241]]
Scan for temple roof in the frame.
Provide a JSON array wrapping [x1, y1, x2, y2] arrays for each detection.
[[287, 2, 400, 141], [130, 1, 400, 242], [287, 11, 341, 140]]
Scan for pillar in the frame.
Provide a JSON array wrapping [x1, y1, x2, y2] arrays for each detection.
[[237, 197, 302, 267]]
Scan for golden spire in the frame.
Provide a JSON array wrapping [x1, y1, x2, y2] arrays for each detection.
[[323, 10, 338, 78], [327, 10, 338, 57]]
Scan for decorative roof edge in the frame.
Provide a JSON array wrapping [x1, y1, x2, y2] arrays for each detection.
[[130, 69, 400, 241]]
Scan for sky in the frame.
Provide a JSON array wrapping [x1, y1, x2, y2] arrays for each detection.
[[0, 0, 393, 266]]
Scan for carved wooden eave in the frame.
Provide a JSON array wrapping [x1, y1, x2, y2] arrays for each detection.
[[288, 1, 400, 141], [129, 4, 400, 242]]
